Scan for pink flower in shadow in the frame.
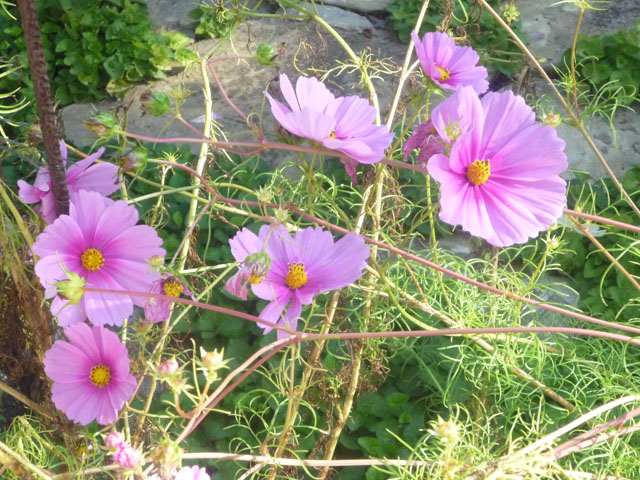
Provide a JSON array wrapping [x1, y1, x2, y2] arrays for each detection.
[[18, 141, 120, 223]]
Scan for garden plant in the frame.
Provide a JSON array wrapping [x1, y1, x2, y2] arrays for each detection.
[[1, 0, 640, 479]]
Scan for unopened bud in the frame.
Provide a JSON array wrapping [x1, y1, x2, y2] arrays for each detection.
[[501, 4, 520, 24], [113, 443, 142, 469], [546, 236, 561, 251], [158, 358, 179, 376], [257, 186, 274, 203], [434, 416, 459, 445], [256, 43, 277, 66], [274, 207, 289, 225], [542, 112, 561, 127], [200, 348, 224, 369], [84, 113, 117, 138], [54, 271, 86, 305], [119, 149, 148, 172], [26, 123, 43, 145], [104, 431, 125, 449], [149, 255, 165, 269]]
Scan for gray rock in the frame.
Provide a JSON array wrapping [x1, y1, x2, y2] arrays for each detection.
[[320, 0, 393, 13], [286, 3, 374, 31], [516, 0, 640, 67], [61, 16, 406, 163], [147, 0, 199, 34], [524, 77, 640, 181]]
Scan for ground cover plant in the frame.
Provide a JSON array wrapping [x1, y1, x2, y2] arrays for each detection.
[[1, 0, 640, 479]]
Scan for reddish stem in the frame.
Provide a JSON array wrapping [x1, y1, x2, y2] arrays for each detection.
[[146, 159, 640, 336], [564, 209, 640, 234], [83, 286, 296, 336], [83, 286, 640, 346], [208, 63, 264, 140]]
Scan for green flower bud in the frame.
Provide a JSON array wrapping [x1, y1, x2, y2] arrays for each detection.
[[256, 43, 277, 66]]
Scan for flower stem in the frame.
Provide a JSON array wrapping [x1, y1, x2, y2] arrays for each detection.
[[178, 58, 214, 271]]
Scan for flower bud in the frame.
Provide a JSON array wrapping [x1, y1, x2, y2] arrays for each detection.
[[257, 186, 274, 203], [433, 416, 459, 445], [256, 43, 277, 66], [84, 113, 116, 138], [542, 112, 561, 127], [274, 207, 289, 224], [501, 4, 520, 24], [104, 431, 125, 449], [119, 148, 148, 172], [54, 270, 86, 305], [113, 443, 142, 469], [200, 348, 224, 369], [158, 358, 179, 376]]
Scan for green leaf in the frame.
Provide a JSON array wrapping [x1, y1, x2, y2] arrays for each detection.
[[55, 38, 75, 53], [386, 392, 409, 408], [172, 210, 183, 227], [144, 92, 171, 116], [103, 53, 125, 79]]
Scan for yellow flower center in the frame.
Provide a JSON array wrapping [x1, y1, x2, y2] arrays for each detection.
[[434, 63, 451, 81], [329, 130, 337, 139], [89, 364, 111, 388], [285, 262, 308, 290], [81, 248, 105, 271], [163, 280, 183, 297], [467, 159, 491, 186], [249, 274, 264, 285]]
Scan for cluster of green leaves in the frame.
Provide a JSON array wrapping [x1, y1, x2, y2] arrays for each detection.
[[0, 0, 197, 111], [387, 0, 526, 77], [189, 2, 241, 40], [557, 167, 640, 323], [564, 22, 640, 107]]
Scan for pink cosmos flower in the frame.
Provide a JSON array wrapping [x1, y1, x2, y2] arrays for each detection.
[[427, 90, 567, 247], [228, 225, 370, 338], [403, 120, 443, 165], [412, 31, 488, 94], [147, 465, 210, 480], [403, 86, 482, 164], [175, 466, 210, 480], [43, 323, 137, 425], [32, 190, 165, 327], [224, 251, 270, 300], [113, 443, 142, 469], [266, 74, 394, 181], [144, 274, 192, 323], [18, 141, 120, 223]]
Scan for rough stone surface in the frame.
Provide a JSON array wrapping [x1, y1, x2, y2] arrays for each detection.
[[62, 0, 640, 183], [516, 0, 640, 68], [320, 0, 393, 13], [146, 0, 199, 35], [62, 15, 406, 164], [286, 3, 374, 31]]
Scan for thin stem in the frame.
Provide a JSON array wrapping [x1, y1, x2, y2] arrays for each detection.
[[563, 209, 640, 234], [178, 58, 214, 270], [0, 380, 53, 419], [0, 440, 52, 480], [144, 159, 640, 336], [182, 451, 431, 468], [385, 0, 431, 127], [570, 7, 585, 117], [568, 215, 640, 292], [277, 0, 380, 120]]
